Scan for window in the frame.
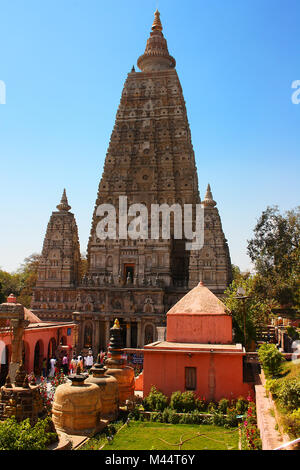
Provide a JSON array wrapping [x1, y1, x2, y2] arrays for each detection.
[[185, 367, 196, 391]]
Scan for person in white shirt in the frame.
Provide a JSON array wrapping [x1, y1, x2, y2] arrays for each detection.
[[84, 351, 94, 371], [49, 357, 56, 377]]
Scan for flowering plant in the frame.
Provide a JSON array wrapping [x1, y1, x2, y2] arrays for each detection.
[[240, 395, 262, 450], [38, 370, 67, 414]]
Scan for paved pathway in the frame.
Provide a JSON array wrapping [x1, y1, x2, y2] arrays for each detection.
[[255, 372, 289, 450]]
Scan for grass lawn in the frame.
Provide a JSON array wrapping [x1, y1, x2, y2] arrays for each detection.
[[280, 359, 300, 379], [85, 421, 239, 451]]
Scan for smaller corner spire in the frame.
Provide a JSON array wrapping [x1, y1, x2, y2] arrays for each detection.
[[152, 9, 163, 31], [203, 183, 216, 207], [56, 188, 71, 212]]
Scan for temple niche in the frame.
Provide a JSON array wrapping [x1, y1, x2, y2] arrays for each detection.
[[31, 11, 232, 356]]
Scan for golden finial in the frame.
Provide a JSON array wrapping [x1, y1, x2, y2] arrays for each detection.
[[152, 9, 163, 32], [112, 318, 120, 329]]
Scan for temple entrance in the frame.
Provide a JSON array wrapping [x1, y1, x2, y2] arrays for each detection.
[[84, 322, 93, 349], [111, 318, 127, 347], [144, 324, 154, 345], [124, 264, 134, 283], [131, 322, 137, 348]]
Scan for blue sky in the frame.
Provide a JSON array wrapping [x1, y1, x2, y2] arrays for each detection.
[[0, 0, 299, 273]]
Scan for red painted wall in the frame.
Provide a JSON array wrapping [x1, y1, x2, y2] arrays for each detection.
[[167, 314, 233, 344], [143, 350, 252, 401], [0, 325, 74, 375]]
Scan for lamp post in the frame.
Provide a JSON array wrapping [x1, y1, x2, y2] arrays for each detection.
[[235, 287, 249, 349]]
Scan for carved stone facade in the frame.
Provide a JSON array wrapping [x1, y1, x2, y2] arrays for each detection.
[[31, 11, 232, 354]]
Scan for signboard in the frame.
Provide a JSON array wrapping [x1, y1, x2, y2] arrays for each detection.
[[132, 354, 144, 365]]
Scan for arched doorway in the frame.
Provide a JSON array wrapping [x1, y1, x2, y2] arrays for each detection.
[[144, 324, 154, 345], [48, 337, 56, 358], [60, 336, 67, 346], [84, 322, 93, 349], [33, 340, 44, 376]]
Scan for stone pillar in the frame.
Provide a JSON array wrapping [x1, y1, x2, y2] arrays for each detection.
[[156, 326, 166, 342], [126, 321, 131, 348], [137, 321, 142, 348], [94, 319, 100, 356], [104, 318, 111, 350], [9, 319, 29, 384]]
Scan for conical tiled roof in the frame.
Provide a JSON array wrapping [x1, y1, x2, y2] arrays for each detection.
[[167, 281, 229, 316]]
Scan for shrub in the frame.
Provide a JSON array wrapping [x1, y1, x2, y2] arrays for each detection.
[[235, 397, 248, 415], [277, 378, 300, 410], [281, 408, 300, 438], [0, 416, 58, 450], [258, 343, 284, 378], [212, 412, 226, 427], [128, 407, 140, 421], [161, 407, 172, 423], [169, 410, 180, 424], [180, 391, 197, 412], [169, 391, 183, 412], [207, 402, 217, 413], [195, 397, 206, 411], [225, 408, 239, 428], [150, 412, 162, 422], [218, 398, 229, 414], [143, 386, 168, 412]]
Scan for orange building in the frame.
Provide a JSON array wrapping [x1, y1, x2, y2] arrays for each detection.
[[0, 295, 75, 385], [143, 282, 253, 401]]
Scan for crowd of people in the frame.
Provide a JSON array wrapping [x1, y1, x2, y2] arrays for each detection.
[[42, 349, 106, 379]]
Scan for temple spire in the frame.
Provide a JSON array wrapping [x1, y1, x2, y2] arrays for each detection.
[[56, 188, 71, 212], [137, 10, 176, 72], [152, 9, 163, 31], [203, 184, 216, 207]]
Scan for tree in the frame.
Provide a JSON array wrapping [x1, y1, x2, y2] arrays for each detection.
[[257, 343, 284, 378], [0, 254, 41, 308], [247, 206, 300, 307], [224, 275, 279, 349], [16, 253, 41, 307]]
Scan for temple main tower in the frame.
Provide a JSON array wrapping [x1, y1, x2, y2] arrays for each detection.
[[32, 11, 232, 353]]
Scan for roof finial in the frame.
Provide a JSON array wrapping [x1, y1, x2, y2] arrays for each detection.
[[56, 188, 71, 212], [203, 184, 216, 207], [137, 10, 176, 72], [152, 9, 163, 32]]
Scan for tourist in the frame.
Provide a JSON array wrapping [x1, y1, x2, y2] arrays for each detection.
[[69, 354, 77, 374], [77, 353, 84, 372], [49, 356, 56, 378], [85, 350, 94, 372], [62, 354, 69, 376], [42, 357, 47, 378], [99, 350, 105, 364]]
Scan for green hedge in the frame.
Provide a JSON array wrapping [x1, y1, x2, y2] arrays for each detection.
[[0, 416, 58, 450]]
